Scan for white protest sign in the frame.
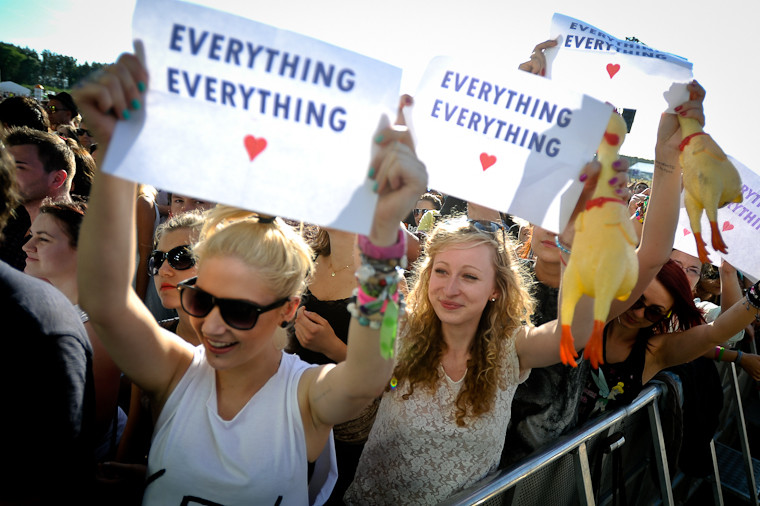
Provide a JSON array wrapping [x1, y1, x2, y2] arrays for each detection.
[[673, 156, 760, 281], [547, 13, 693, 111], [412, 56, 612, 232], [102, 0, 402, 235]]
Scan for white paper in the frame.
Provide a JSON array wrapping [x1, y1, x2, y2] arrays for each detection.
[[102, 0, 402, 234], [673, 156, 760, 281], [547, 13, 693, 111], [412, 56, 612, 233]]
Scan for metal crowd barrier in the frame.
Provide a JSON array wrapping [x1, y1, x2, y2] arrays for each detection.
[[441, 385, 672, 506], [443, 360, 760, 506]]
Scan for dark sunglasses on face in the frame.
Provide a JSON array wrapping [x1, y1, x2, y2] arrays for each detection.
[[148, 245, 195, 276], [46, 105, 67, 113], [413, 208, 428, 217], [630, 295, 672, 323], [177, 277, 289, 330], [76, 128, 91, 136]]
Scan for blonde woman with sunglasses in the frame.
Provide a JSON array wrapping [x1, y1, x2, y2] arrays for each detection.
[[74, 48, 427, 505]]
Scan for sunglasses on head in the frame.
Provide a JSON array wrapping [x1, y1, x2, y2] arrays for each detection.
[[148, 245, 195, 276], [468, 219, 508, 244], [630, 295, 672, 323], [177, 277, 289, 330]]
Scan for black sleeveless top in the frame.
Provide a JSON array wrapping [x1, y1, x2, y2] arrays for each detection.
[[287, 288, 352, 365], [577, 326, 648, 424]]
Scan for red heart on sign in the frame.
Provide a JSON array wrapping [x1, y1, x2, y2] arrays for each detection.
[[722, 221, 734, 232], [606, 63, 620, 79], [683, 228, 691, 236], [244, 135, 267, 162], [480, 153, 497, 171]]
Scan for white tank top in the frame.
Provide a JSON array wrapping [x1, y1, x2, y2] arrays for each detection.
[[143, 347, 336, 505]]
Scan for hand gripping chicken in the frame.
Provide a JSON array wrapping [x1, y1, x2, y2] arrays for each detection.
[[678, 91, 743, 263], [558, 112, 638, 369]]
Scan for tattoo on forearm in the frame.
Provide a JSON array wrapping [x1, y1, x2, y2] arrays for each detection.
[[654, 160, 676, 174]]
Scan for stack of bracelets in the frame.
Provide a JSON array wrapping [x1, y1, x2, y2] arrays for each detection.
[[633, 195, 649, 224], [714, 345, 742, 365], [347, 230, 407, 359], [746, 279, 760, 322]]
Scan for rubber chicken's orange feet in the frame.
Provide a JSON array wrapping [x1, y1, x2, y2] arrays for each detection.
[[709, 221, 728, 253], [559, 324, 578, 368], [693, 232, 712, 264], [582, 320, 605, 369]]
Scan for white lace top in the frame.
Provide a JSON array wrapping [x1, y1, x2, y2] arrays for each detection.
[[344, 332, 528, 505]]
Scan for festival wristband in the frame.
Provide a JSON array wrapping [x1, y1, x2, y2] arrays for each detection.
[[358, 228, 406, 260]]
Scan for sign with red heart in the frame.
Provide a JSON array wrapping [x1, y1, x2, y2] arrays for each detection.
[[100, 0, 403, 235], [547, 14, 693, 111]]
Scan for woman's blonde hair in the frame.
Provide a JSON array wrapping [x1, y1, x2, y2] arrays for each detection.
[[195, 205, 314, 299], [394, 217, 534, 426], [154, 210, 206, 248]]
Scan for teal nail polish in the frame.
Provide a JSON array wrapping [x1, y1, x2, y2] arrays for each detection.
[[372, 181, 378, 193], [368, 167, 376, 179], [122, 109, 131, 120], [374, 134, 384, 144], [137, 81, 146, 93], [130, 99, 141, 111]]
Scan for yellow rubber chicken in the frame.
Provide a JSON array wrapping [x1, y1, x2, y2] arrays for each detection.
[[678, 94, 743, 263], [558, 112, 639, 369]]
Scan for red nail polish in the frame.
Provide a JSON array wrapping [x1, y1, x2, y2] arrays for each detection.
[[579, 173, 588, 182], [675, 105, 682, 112], [679, 111, 686, 116]]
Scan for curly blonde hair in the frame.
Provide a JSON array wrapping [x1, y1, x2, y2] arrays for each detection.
[[195, 205, 314, 299], [393, 217, 534, 426]]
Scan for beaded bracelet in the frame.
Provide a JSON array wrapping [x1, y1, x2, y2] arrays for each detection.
[[554, 235, 571, 255], [347, 252, 406, 359], [633, 195, 649, 224]]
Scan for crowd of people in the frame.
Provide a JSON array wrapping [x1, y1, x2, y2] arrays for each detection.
[[1, 37, 760, 506]]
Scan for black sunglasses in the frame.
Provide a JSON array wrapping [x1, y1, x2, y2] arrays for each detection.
[[46, 105, 68, 113], [630, 295, 672, 323], [177, 277, 289, 330], [148, 245, 195, 276], [76, 128, 91, 136], [413, 208, 428, 217]]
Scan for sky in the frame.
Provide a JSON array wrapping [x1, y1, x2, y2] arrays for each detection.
[[1, 0, 758, 171]]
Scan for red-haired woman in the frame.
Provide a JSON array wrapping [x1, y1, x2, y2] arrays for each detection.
[[577, 259, 757, 422]]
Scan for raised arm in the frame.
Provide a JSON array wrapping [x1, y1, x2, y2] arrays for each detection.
[[653, 280, 760, 372], [73, 49, 193, 406], [609, 81, 706, 318], [303, 123, 427, 428]]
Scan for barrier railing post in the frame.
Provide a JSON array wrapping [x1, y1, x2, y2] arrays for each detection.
[[647, 401, 674, 505], [730, 362, 759, 505], [573, 442, 595, 506], [709, 439, 725, 506]]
